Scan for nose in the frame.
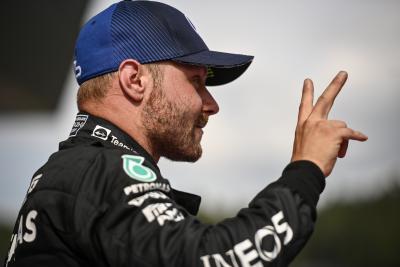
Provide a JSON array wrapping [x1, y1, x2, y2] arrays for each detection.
[[200, 87, 219, 116]]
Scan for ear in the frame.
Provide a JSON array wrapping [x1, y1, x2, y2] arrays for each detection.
[[118, 59, 149, 102]]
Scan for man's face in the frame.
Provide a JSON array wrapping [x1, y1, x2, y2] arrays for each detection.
[[142, 62, 219, 162]]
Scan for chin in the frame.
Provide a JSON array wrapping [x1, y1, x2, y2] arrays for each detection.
[[163, 146, 203, 162]]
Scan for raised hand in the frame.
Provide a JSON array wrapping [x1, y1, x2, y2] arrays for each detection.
[[291, 71, 368, 177]]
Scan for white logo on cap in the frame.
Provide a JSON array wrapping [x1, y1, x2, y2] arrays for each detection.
[[74, 60, 82, 78], [92, 125, 111, 140]]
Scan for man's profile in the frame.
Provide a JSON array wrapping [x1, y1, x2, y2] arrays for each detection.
[[4, 1, 367, 266]]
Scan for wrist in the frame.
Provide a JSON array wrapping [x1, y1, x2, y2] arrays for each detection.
[[291, 157, 327, 177]]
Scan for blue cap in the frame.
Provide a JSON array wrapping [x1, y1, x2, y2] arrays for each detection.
[[74, 0, 253, 86]]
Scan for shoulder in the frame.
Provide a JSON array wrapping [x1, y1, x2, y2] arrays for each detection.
[[36, 144, 164, 198]]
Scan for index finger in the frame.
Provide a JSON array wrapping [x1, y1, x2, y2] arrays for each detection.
[[311, 71, 348, 119], [297, 78, 314, 125]]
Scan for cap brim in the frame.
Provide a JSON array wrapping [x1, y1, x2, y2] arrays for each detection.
[[172, 50, 254, 86]]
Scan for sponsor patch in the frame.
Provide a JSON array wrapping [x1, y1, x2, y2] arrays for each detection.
[[6, 209, 38, 265], [200, 211, 293, 266], [69, 115, 88, 137], [111, 135, 134, 151], [122, 155, 157, 182], [124, 182, 171, 195], [127, 191, 169, 207], [142, 203, 184, 226], [27, 174, 42, 194], [92, 125, 111, 140]]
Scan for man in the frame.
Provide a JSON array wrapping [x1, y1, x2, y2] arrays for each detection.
[[5, 1, 367, 266]]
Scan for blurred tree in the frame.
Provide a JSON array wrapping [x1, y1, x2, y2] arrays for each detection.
[[293, 174, 400, 267], [0, 223, 12, 265]]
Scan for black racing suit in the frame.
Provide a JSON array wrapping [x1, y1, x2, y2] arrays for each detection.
[[4, 113, 325, 267]]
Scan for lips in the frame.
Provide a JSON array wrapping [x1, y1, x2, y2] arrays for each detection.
[[195, 114, 208, 128]]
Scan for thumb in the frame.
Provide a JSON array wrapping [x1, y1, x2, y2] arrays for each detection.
[[341, 128, 368, 142]]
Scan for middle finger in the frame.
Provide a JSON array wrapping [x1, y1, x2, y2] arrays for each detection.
[[311, 71, 348, 119]]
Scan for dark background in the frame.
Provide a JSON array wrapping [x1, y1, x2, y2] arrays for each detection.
[[0, 0, 88, 112]]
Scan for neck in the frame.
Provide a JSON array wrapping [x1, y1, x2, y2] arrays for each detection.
[[80, 100, 160, 163]]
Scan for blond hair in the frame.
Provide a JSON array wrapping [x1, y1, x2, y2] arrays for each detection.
[[77, 63, 163, 110], [77, 72, 116, 109]]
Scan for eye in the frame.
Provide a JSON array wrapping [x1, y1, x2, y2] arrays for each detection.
[[191, 76, 205, 89]]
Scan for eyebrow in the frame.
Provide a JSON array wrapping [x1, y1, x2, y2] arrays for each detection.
[[179, 63, 207, 83]]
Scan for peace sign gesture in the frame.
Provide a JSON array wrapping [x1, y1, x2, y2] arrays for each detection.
[[291, 71, 368, 177]]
